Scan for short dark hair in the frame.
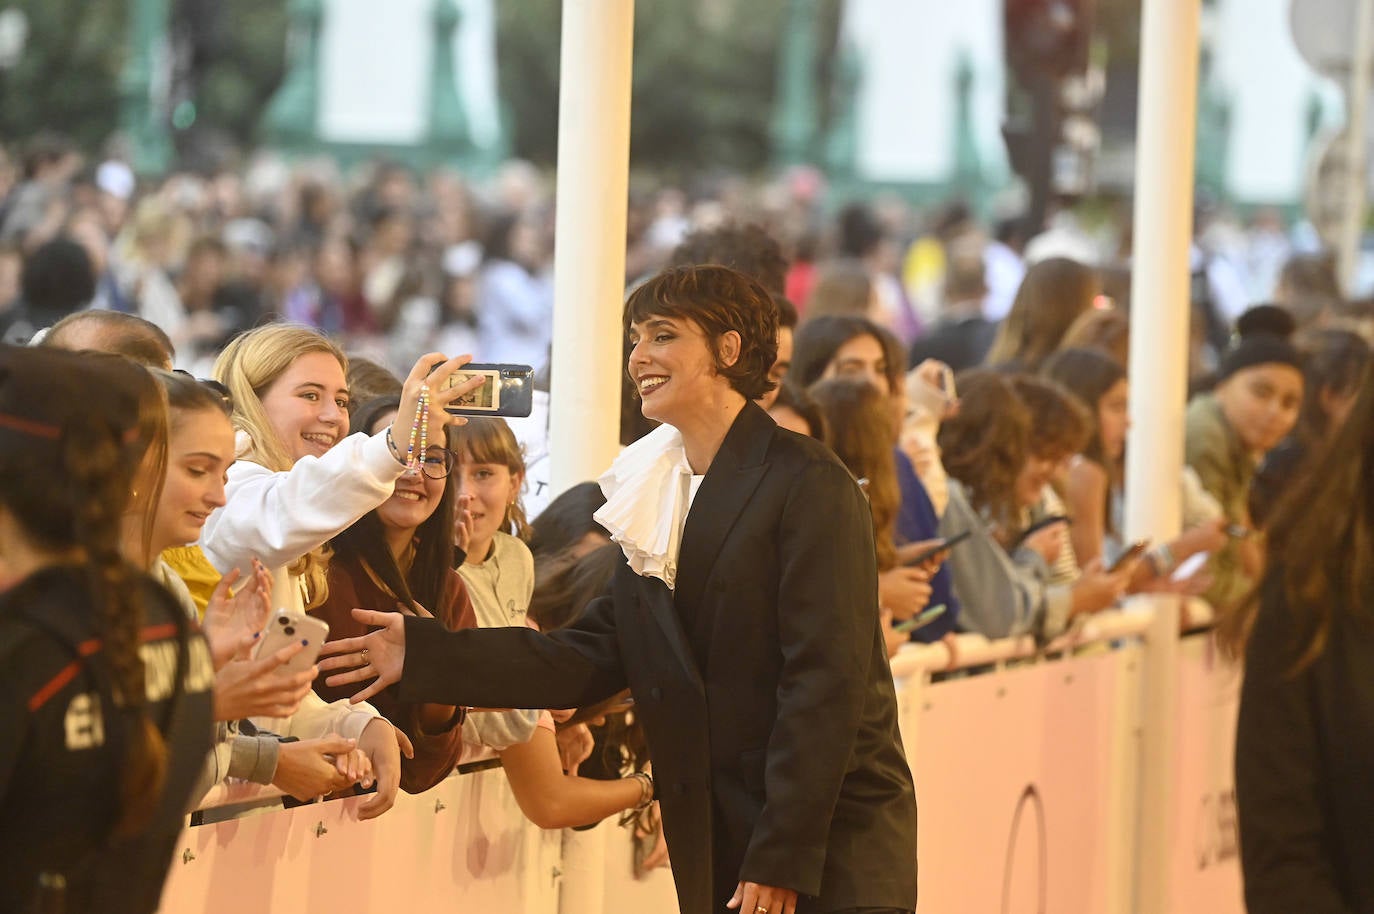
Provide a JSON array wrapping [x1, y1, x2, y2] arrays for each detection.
[[625, 265, 779, 402], [44, 310, 174, 369], [668, 223, 789, 297], [21, 239, 95, 314]]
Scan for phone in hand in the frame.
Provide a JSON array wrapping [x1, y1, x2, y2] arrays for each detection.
[[894, 604, 948, 634], [440, 363, 535, 418], [1014, 514, 1071, 549], [254, 609, 330, 676], [1108, 540, 1151, 574], [904, 530, 972, 567]]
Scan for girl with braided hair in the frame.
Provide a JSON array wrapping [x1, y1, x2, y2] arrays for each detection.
[[0, 344, 213, 913]]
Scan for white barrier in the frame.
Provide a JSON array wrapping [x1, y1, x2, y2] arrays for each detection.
[[160, 604, 1243, 914]]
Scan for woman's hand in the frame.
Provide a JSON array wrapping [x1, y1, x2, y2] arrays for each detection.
[[272, 736, 359, 801], [1069, 558, 1131, 617], [727, 881, 798, 914], [894, 539, 951, 576], [1023, 521, 1067, 567], [879, 608, 908, 659], [355, 718, 414, 820], [877, 566, 933, 622], [211, 641, 315, 721], [390, 353, 489, 452], [202, 559, 274, 669], [453, 493, 475, 557], [555, 722, 595, 775], [318, 609, 409, 703]]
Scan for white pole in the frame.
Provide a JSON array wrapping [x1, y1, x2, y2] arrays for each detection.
[[1125, 0, 1201, 911], [1339, 0, 1374, 294], [547, 0, 636, 497]]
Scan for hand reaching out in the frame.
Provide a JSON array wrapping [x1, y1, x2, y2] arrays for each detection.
[[319, 609, 409, 704], [355, 718, 413, 820]]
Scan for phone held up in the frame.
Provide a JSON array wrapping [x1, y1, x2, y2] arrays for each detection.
[[254, 609, 330, 676], [438, 363, 535, 418]]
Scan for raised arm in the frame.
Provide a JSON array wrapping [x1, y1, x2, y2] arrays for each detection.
[[320, 594, 628, 712]]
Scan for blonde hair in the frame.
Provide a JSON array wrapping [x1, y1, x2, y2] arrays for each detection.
[[452, 418, 530, 540], [212, 324, 349, 606]]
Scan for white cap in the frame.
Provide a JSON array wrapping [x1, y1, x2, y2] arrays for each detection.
[[96, 160, 135, 201]]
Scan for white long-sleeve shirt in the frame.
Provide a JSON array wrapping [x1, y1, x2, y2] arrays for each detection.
[[200, 429, 405, 614]]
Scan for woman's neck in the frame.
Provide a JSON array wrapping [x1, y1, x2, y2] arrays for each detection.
[[674, 392, 747, 474], [464, 535, 495, 566], [384, 524, 418, 571]]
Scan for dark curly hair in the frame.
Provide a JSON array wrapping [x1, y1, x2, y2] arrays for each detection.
[[668, 222, 790, 299], [624, 264, 779, 402], [938, 370, 1031, 530]]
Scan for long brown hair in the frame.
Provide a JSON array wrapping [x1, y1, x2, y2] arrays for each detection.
[[329, 396, 459, 615], [986, 258, 1099, 371], [1219, 362, 1374, 669], [0, 347, 171, 838], [809, 377, 900, 570], [1042, 347, 1129, 533], [938, 370, 1031, 531]]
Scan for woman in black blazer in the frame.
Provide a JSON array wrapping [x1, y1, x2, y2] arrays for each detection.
[[1231, 364, 1374, 913], [323, 265, 918, 914]]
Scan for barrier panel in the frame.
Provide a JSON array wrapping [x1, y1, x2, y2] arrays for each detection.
[[159, 605, 1245, 914], [1165, 635, 1244, 913]]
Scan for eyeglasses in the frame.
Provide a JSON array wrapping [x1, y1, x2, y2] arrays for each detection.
[[413, 445, 456, 479]]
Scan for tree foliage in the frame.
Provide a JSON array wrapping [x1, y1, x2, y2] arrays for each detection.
[[496, 0, 837, 174], [0, 0, 129, 152]]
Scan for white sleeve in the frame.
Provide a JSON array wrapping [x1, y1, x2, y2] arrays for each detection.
[[201, 431, 403, 574], [253, 690, 380, 743]]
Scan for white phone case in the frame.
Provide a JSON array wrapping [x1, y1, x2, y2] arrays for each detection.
[[254, 609, 330, 676]]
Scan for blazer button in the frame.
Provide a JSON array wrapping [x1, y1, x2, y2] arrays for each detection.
[[650, 687, 663, 701], [673, 782, 687, 797]]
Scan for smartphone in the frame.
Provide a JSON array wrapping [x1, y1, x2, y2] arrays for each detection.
[[894, 604, 948, 634], [1108, 540, 1151, 574], [904, 530, 972, 567], [1170, 551, 1209, 582], [440, 363, 534, 418], [1015, 514, 1071, 548], [254, 609, 330, 676]]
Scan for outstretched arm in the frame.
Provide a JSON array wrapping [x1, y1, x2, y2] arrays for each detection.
[[320, 596, 627, 711]]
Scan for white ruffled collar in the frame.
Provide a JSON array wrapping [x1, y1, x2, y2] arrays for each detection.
[[593, 424, 694, 590]]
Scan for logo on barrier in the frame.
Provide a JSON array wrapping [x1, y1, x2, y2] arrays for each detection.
[[1194, 788, 1239, 870], [1001, 783, 1047, 914]]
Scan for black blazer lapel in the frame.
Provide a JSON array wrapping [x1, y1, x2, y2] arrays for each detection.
[[674, 402, 775, 624]]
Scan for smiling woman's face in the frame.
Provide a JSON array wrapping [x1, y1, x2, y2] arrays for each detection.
[[258, 351, 351, 463], [626, 315, 731, 426]]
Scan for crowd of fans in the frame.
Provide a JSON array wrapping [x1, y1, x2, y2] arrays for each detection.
[[2, 130, 1373, 911]]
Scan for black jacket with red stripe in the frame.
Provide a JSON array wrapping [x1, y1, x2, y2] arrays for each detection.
[[0, 565, 214, 913]]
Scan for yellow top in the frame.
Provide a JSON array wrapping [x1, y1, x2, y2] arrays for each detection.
[[160, 545, 221, 618]]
